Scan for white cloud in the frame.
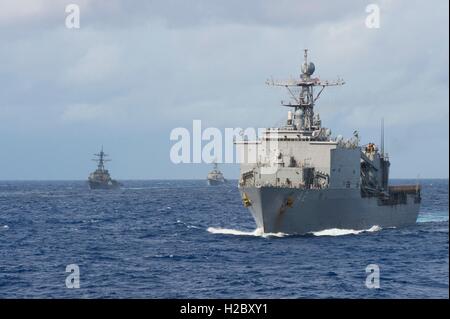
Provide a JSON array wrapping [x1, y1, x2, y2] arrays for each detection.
[[65, 43, 122, 84], [61, 103, 103, 122], [0, 0, 48, 23]]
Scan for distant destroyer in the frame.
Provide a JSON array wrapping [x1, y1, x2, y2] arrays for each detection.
[[207, 163, 226, 186], [88, 147, 120, 190], [236, 50, 421, 234]]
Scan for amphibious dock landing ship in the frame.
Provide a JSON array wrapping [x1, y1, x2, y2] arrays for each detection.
[[88, 147, 120, 190], [236, 50, 421, 234], [207, 163, 226, 186]]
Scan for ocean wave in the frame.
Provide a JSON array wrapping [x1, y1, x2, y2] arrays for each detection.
[[417, 215, 449, 223], [207, 227, 287, 238], [311, 225, 382, 236], [176, 219, 201, 229]]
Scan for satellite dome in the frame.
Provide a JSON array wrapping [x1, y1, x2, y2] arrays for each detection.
[[302, 62, 315, 76]]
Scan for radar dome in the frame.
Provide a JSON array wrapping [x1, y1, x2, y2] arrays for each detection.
[[302, 62, 315, 76]]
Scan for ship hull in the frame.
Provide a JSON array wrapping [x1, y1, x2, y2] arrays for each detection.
[[88, 181, 120, 190], [207, 179, 226, 186], [239, 186, 420, 234]]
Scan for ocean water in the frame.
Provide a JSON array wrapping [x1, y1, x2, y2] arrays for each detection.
[[0, 179, 448, 298]]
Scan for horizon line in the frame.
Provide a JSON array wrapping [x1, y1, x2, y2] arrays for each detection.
[[0, 177, 448, 182]]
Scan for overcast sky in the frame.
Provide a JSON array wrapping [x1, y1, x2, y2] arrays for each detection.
[[0, 0, 448, 179]]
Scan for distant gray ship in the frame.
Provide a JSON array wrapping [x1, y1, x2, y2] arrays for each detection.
[[236, 50, 421, 234], [88, 147, 120, 190], [207, 163, 226, 186]]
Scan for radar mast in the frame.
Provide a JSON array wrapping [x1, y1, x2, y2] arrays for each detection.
[[92, 146, 111, 171], [266, 49, 345, 130]]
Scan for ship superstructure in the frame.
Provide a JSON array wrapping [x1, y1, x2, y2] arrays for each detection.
[[236, 50, 421, 234]]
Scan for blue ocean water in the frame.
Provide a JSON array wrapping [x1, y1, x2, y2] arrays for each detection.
[[0, 179, 448, 298]]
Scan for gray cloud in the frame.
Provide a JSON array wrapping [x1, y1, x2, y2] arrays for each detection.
[[0, 0, 448, 179], [0, 0, 365, 29]]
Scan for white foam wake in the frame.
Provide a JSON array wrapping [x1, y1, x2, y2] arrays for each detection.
[[311, 225, 382, 236], [207, 227, 287, 238]]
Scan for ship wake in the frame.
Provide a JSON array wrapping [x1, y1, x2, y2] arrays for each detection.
[[207, 227, 287, 238], [311, 225, 382, 237], [208, 225, 383, 237]]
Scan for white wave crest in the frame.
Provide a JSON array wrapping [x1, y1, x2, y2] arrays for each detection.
[[417, 214, 449, 223], [207, 227, 287, 238], [312, 225, 382, 236]]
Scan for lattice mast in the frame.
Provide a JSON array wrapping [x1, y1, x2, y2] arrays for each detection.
[[266, 49, 345, 130], [92, 146, 111, 171]]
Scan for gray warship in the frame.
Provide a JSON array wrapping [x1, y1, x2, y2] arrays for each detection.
[[207, 163, 226, 186], [236, 50, 421, 234], [88, 147, 120, 190]]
